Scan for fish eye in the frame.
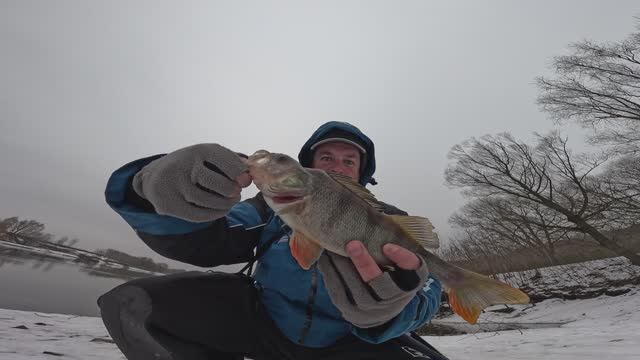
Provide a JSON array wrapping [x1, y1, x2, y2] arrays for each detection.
[[275, 154, 289, 163], [282, 175, 303, 187]]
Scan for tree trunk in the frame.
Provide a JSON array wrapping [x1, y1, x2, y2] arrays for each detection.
[[573, 218, 640, 266], [546, 242, 559, 265], [542, 199, 640, 266], [539, 247, 558, 267]]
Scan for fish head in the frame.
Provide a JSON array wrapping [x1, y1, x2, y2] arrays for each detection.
[[247, 150, 312, 210]]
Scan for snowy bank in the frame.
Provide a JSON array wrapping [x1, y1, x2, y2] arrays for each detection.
[[497, 256, 640, 301], [0, 308, 123, 360], [1, 286, 639, 359], [425, 287, 640, 359]]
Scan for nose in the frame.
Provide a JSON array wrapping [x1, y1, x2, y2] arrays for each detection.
[[328, 164, 348, 176]]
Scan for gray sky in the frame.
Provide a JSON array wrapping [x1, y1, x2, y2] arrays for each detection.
[[1, 0, 638, 266]]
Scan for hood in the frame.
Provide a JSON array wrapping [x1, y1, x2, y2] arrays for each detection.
[[298, 121, 377, 186]]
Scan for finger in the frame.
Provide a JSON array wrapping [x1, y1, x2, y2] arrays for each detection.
[[346, 241, 382, 283], [382, 244, 421, 271], [203, 144, 249, 179], [318, 253, 378, 307], [192, 164, 242, 198], [156, 205, 223, 223], [317, 254, 357, 306], [235, 171, 253, 188], [182, 185, 240, 211], [153, 192, 230, 222]]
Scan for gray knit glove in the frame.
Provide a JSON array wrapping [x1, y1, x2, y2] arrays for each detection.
[[317, 252, 430, 328], [132, 143, 248, 222]]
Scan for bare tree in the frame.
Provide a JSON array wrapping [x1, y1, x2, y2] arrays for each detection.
[[0, 217, 49, 245], [589, 154, 640, 227], [442, 228, 514, 274], [537, 21, 640, 154], [0, 219, 8, 237], [445, 132, 640, 265], [451, 197, 573, 266]]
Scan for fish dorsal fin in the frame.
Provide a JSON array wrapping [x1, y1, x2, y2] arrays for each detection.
[[289, 230, 324, 270], [327, 172, 385, 212], [387, 215, 440, 249]]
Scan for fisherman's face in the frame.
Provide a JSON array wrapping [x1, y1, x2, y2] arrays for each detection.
[[311, 142, 361, 181]]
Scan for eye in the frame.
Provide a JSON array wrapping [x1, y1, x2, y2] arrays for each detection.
[[344, 159, 355, 167], [320, 155, 332, 162], [282, 175, 303, 187], [275, 155, 289, 163]]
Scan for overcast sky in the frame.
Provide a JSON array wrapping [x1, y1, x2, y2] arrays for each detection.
[[1, 1, 639, 267]]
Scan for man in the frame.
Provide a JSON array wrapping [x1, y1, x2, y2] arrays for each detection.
[[99, 121, 447, 360]]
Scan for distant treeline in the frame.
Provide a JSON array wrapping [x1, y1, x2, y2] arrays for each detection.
[[95, 248, 183, 274], [442, 225, 640, 275], [0, 216, 184, 274], [0, 216, 63, 246]]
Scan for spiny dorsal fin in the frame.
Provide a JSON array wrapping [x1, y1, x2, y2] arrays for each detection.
[[327, 172, 384, 212], [387, 215, 440, 249]]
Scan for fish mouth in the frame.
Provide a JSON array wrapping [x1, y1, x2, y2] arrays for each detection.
[[263, 188, 306, 204]]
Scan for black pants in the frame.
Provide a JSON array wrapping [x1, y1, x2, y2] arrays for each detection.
[[98, 271, 449, 360]]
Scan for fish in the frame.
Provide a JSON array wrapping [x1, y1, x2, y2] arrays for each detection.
[[246, 149, 530, 324]]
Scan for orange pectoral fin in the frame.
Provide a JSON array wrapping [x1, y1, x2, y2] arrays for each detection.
[[289, 231, 324, 270]]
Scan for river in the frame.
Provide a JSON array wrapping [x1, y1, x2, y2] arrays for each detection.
[[0, 246, 145, 317]]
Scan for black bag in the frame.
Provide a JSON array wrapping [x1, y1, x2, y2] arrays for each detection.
[[98, 196, 277, 359]]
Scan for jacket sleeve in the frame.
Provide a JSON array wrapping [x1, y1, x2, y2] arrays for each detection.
[[351, 276, 442, 343], [104, 155, 267, 267]]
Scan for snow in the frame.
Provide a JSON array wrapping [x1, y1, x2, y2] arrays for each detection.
[[496, 257, 640, 300], [417, 257, 640, 359], [424, 289, 640, 359], [1, 287, 638, 359], [1, 256, 639, 359], [0, 308, 123, 360]]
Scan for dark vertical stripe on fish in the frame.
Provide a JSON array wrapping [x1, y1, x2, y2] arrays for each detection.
[[324, 193, 349, 231]]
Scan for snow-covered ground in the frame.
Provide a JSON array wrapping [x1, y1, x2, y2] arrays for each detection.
[[2, 256, 639, 359], [0, 308, 123, 360], [425, 288, 639, 359], [1, 287, 638, 359], [496, 257, 640, 300]]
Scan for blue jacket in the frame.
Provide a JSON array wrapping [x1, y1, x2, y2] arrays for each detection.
[[105, 122, 442, 348]]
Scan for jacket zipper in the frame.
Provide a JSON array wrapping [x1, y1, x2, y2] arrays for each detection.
[[297, 264, 318, 345]]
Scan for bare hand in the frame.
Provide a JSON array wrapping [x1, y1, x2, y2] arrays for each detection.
[[345, 240, 421, 282]]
